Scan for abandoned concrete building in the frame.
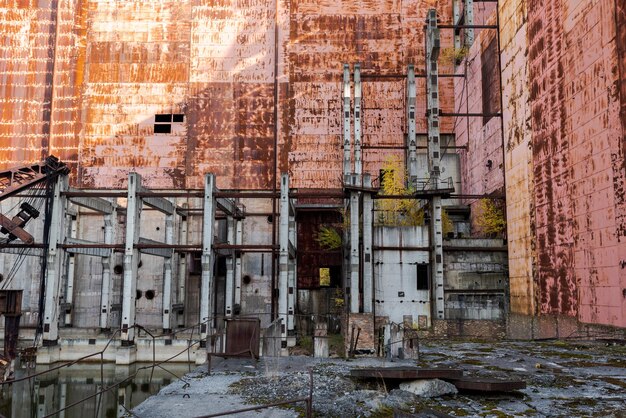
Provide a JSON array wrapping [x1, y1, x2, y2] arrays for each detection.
[[0, 0, 625, 366]]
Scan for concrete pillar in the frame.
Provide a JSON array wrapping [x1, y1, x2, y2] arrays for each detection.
[[349, 175, 360, 313], [42, 175, 68, 344], [121, 173, 141, 343], [234, 218, 243, 308], [432, 196, 445, 320], [100, 210, 115, 329], [314, 322, 329, 358], [63, 213, 77, 326], [177, 205, 188, 327], [200, 174, 216, 342], [343, 64, 351, 176], [162, 212, 174, 331], [287, 204, 296, 342], [464, 0, 474, 47], [354, 63, 362, 176], [426, 9, 445, 321], [406, 65, 418, 185], [278, 173, 289, 349], [362, 174, 373, 313], [225, 216, 235, 317]]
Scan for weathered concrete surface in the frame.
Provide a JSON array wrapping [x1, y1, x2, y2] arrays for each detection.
[[498, 0, 626, 331], [135, 340, 626, 417], [132, 368, 297, 418]]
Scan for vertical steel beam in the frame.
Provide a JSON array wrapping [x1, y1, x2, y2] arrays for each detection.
[[362, 174, 373, 313], [162, 212, 174, 330], [354, 64, 362, 176], [63, 213, 77, 326], [278, 174, 290, 349], [453, 0, 462, 50], [287, 198, 296, 339], [100, 209, 115, 329], [343, 64, 352, 176], [177, 206, 188, 327], [42, 175, 68, 344], [464, 0, 475, 47], [121, 173, 142, 343], [349, 175, 360, 313], [426, 9, 445, 320], [225, 216, 235, 317], [426, 9, 441, 180], [200, 174, 216, 342], [234, 218, 243, 309], [407, 65, 418, 185]]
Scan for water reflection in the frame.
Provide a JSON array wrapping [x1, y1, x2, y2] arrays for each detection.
[[0, 362, 191, 418]]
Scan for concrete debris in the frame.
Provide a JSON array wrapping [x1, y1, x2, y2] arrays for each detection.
[[399, 379, 458, 398]]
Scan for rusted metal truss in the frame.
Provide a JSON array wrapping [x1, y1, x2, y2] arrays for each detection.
[[0, 156, 69, 203]]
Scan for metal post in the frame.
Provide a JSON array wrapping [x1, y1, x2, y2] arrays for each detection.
[[354, 63, 362, 176], [63, 213, 77, 326], [234, 218, 243, 309], [287, 200, 296, 341], [362, 174, 373, 313], [121, 173, 141, 343], [225, 216, 235, 317], [162, 212, 174, 331], [464, 0, 474, 47], [426, 9, 445, 321], [349, 175, 360, 313], [201, 174, 216, 343], [407, 65, 418, 185], [343, 64, 351, 176], [177, 206, 188, 327], [100, 210, 115, 329], [42, 175, 68, 344], [278, 174, 289, 350], [453, 0, 462, 49]]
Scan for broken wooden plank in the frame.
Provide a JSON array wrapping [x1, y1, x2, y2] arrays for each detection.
[[350, 367, 463, 380]]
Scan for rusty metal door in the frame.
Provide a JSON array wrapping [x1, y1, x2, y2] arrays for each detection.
[[225, 318, 260, 357]]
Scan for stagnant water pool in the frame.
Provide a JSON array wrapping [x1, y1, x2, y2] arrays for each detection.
[[0, 362, 191, 417]]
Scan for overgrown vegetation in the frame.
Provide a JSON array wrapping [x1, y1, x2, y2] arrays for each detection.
[[376, 156, 425, 227], [316, 225, 342, 250], [439, 46, 470, 66], [475, 198, 506, 236]]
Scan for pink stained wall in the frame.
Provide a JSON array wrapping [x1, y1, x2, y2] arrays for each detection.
[[497, 0, 626, 328]]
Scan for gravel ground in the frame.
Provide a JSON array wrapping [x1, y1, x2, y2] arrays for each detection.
[[133, 339, 626, 417]]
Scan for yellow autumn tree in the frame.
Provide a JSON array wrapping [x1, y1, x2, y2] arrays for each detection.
[[376, 156, 424, 226], [475, 198, 506, 236]]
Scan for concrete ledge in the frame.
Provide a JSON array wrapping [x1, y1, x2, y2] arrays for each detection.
[[507, 313, 626, 340]]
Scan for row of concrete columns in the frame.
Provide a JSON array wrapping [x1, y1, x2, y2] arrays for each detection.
[[41, 172, 244, 348]]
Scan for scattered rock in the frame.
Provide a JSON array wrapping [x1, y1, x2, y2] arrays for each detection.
[[399, 379, 458, 397]]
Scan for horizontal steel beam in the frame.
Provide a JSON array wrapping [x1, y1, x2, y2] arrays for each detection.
[[66, 238, 112, 257], [138, 237, 174, 258], [68, 189, 114, 214]]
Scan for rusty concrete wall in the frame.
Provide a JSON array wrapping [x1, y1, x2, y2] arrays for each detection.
[[453, 9, 505, 237], [287, 0, 454, 189], [500, 0, 626, 328], [1, 0, 457, 191], [0, 0, 84, 169], [499, 0, 536, 317]]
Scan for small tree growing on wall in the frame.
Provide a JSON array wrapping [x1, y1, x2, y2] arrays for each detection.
[[376, 156, 424, 227], [475, 198, 506, 237]]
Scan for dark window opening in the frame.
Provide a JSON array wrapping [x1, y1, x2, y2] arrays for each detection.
[[154, 113, 184, 134], [155, 114, 172, 122], [417, 264, 429, 290], [154, 124, 171, 134], [481, 37, 501, 125]]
